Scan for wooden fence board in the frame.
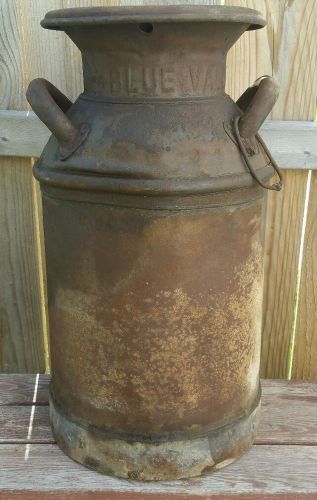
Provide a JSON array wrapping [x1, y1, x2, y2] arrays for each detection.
[[0, 111, 49, 158], [260, 121, 317, 169], [0, 159, 45, 372], [0, 0, 46, 373], [261, 169, 308, 378], [289, 0, 317, 380], [259, 0, 316, 379], [270, 0, 317, 122], [225, 0, 273, 103], [0, 0, 24, 110], [228, 0, 316, 378], [292, 171, 317, 379], [225, 1, 317, 379]]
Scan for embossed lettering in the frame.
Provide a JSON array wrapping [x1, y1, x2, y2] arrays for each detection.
[[106, 64, 222, 97], [189, 66, 208, 94], [110, 68, 123, 94], [203, 66, 218, 93], [143, 67, 157, 92], [161, 66, 176, 93], [127, 66, 141, 95]]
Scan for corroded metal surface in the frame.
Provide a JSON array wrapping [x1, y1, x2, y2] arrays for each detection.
[[50, 393, 261, 480], [27, 5, 280, 480]]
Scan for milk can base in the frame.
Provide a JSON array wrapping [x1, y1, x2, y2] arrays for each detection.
[[50, 395, 260, 481]]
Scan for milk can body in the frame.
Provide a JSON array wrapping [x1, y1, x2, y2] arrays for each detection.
[[27, 5, 282, 480]]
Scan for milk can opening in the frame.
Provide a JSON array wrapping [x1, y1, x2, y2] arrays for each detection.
[[139, 23, 153, 33]]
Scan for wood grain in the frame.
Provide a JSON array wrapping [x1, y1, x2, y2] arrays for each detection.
[[261, 170, 307, 378], [0, 443, 316, 498], [225, 0, 317, 379], [0, 159, 45, 372], [292, 171, 317, 379], [262, 0, 317, 378], [257, 380, 317, 444], [0, 0, 24, 110], [0, 406, 52, 443], [253, 0, 314, 378], [260, 121, 317, 169], [0, 374, 49, 405], [0, 110, 50, 157], [270, 0, 317, 121], [225, 0, 273, 102], [0, 0, 46, 373], [279, 0, 317, 380], [1, 492, 317, 500]]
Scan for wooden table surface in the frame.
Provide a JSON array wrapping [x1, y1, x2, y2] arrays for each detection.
[[0, 375, 316, 499]]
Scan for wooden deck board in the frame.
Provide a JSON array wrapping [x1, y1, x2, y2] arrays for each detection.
[[0, 374, 50, 405], [0, 375, 316, 498], [0, 406, 52, 443], [0, 444, 316, 499]]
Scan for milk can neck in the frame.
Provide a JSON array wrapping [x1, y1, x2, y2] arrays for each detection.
[[81, 50, 226, 100], [67, 24, 232, 100]]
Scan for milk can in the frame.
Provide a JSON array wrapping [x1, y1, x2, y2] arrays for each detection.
[[27, 5, 282, 480]]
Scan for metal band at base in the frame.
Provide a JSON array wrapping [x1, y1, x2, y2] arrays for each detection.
[[50, 395, 261, 481]]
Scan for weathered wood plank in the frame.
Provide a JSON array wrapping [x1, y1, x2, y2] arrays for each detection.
[[257, 380, 317, 445], [0, 111, 50, 157], [0, 0, 46, 373], [0, 374, 49, 405], [260, 0, 316, 378], [1, 111, 316, 168], [226, 0, 317, 119], [292, 171, 317, 379], [0, 444, 316, 498], [269, 0, 317, 122], [260, 121, 317, 169], [225, 0, 273, 103], [0, 159, 46, 372], [0, 406, 51, 443], [261, 170, 307, 378], [0, 0, 24, 110], [225, 0, 317, 379], [1, 492, 316, 500]]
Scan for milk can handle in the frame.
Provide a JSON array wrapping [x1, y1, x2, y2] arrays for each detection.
[[237, 76, 279, 138], [26, 78, 89, 160], [234, 76, 283, 191]]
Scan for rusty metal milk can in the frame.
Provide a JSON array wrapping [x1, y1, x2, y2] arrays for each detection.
[[27, 6, 282, 480]]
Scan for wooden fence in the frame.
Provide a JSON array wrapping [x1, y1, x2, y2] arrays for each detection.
[[0, 0, 316, 378]]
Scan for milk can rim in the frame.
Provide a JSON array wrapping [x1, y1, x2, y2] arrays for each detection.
[[41, 5, 266, 31]]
